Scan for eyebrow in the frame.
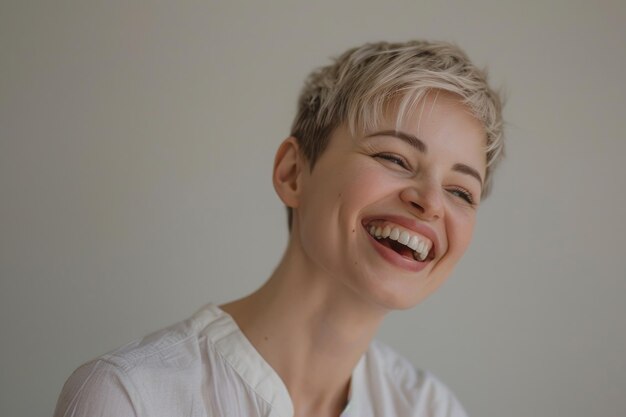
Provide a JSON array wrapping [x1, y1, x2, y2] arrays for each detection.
[[366, 130, 427, 153], [452, 163, 483, 187], [366, 129, 484, 187]]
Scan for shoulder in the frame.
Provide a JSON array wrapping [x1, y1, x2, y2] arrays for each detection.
[[53, 358, 140, 417], [90, 303, 222, 374], [360, 340, 469, 416], [54, 304, 223, 417]]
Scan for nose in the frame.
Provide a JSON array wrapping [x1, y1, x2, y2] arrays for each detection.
[[399, 181, 444, 221]]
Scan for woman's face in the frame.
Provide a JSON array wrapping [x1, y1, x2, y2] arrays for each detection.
[[294, 92, 487, 310]]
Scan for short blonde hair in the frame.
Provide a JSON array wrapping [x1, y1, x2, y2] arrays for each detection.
[[291, 40, 504, 195]]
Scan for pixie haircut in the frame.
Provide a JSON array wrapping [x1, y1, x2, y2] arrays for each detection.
[[288, 40, 504, 227]]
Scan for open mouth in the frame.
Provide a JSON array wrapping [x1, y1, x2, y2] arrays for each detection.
[[363, 220, 435, 262]]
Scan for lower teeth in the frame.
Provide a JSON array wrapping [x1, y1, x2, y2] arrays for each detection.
[[375, 235, 425, 262]]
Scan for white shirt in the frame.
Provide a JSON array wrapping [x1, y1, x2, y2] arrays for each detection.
[[54, 303, 468, 417]]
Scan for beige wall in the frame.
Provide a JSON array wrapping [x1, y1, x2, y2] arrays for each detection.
[[1, 1, 625, 416]]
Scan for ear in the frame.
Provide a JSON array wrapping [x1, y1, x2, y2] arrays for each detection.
[[272, 137, 305, 209]]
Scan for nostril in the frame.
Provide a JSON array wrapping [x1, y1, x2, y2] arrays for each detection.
[[410, 201, 424, 212], [400, 186, 444, 220]]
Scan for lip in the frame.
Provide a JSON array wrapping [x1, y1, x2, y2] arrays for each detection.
[[364, 230, 431, 272], [361, 214, 440, 258], [361, 214, 441, 273]]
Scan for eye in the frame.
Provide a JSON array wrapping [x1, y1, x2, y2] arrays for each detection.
[[447, 186, 476, 205], [374, 153, 410, 170]]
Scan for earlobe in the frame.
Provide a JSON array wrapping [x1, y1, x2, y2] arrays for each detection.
[[272, 137, 304, 208]]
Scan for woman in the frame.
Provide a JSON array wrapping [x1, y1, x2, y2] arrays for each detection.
[[54, 40, 504, 417]]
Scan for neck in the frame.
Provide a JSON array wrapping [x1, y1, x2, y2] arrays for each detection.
[[220, 238, 388, 416]]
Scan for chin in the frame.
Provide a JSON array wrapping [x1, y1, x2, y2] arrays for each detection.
[[366, 265, 457, 311], [357, 277, 442, 311], [380, 292, 433, 311]]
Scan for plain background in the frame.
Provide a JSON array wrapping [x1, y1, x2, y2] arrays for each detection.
[[1, 1, 625, 416]]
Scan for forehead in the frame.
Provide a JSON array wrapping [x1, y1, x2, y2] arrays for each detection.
[[384, 91, 484, 138], [357, 92, 487, 159], [319, 91, 487, 172]]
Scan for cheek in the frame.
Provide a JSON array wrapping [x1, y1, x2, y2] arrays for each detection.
[[447, 212, 476, 258], [298, 165, 393, 261], [337, 165, 396, 210], [308, 164, 387, 216], [296, 164, 362, 256]]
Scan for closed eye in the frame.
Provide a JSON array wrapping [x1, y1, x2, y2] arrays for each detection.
[[447, 186, 475, 205], [374, 153, 410, 170]]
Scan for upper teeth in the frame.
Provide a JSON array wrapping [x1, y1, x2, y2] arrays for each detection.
[[367, 224, 432, 261]]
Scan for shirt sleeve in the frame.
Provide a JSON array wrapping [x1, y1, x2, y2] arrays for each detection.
[[53, 359, 140, 417]]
